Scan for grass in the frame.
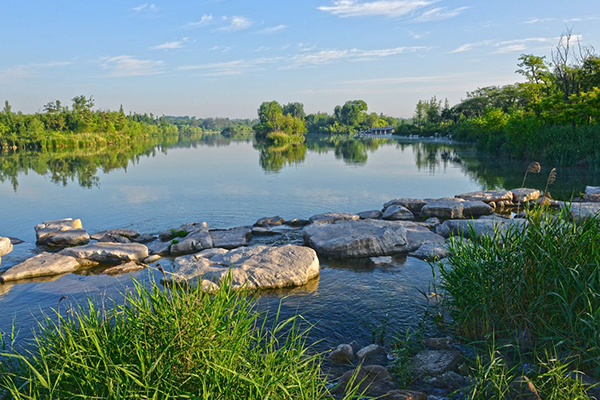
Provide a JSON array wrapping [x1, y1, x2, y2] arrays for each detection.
[[0, 277, 363, 399]]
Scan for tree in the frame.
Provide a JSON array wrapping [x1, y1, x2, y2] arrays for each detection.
[[282, 102, 306, 120], [340, 100, 368, 128]]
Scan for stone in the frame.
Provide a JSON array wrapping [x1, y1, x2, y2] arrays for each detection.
[[97, 233, 131, 243], [159, 222, 209, 242], [410, 242, 449, 261], [585, 186, 600, 195], [35, 218, 90, 248], [583, 193, 600, 202], [170, 228, 213, 255], [426, 371, 469, 390], [251, 227, 281, 235], [285, 218, 310, 227], [455, 190, 513, 204], [436, 219, 526, 239], [383, 198, 428, 214], [462, 201, 493, 218], [7, 237, 25, 245], [509, 376, 541, 400], [384, 390, 428, 400], [254, 216, 285, 227], [209, 226, 252, 249], [60, 242, 149, 264], [511, 188, 541, 203], [0, 237, 13, 257], [103, 261, 144, 275], [421, 198, 465, 219], [0, 253, 81, 283], [412, 350, 461, 377], [401, 222, 447, 253], [356, 344, 385, 362], [333, 365, 396, 397], [371, 256, 394, 266], [132, 234, 156, 243], [91, 229, 140, 240], [329, 344, 354, 364], [382, 205, 414, 221], [166, 245, 319, 290], [303, 219, 408, 258], [308, 212, 359, 224], [143, 254, 162, 264], [568, 202, 600, 220], [425, 337, 455, 351], [568, 372, 600, 399], [146, 240, 171, 256], [358, 210, 383, 219], [195, 247, 229, 259]]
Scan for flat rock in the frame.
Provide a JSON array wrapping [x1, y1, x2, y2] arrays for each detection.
[[0, 237, 13, 257], [0, 253, 81, 283], [254, 216, 285, 227], [383, 198, 428, 214], [91, 229, 140, 241], [60, 242, 149, 264], [455, 190, 513, 203], [421, 198, 465, 219], [436, 218, 526, 239], [103, 261, 145, 275], [511, 188, 540, 203], [308, 212, 359, 224], [371, 256, 394, 266], [358, 210, 383, 219], [35, 218, 90, 248], [409, 242, 449, 261], [382, 205, 414, 221], [329, 344, 354, 364], [251, 227, 281, 235], [167, 245, 319, 290], [568, 202, 600, 220], [303, 219, 408, 258], [462, 201, 493, 217], [159, 222, 209, 242], [412, 350, 461, 377], [209, 226, 252, 249]]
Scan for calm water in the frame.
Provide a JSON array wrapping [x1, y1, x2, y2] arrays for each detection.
[[0, 134, 598, 348]]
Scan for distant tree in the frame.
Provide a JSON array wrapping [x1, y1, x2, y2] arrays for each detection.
[[282, 102, 306, 120]]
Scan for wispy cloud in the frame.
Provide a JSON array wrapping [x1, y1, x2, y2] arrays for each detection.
[[258, 25, 288, 34], [152, 38, 189, 50], [217, 16, 253, 32], [450, 36, 578, 54], [317, 0, 467, 21], [183, 14, 213, 29], [209, 45, 233, 54], [412, 6, 468, 21], [179, 58, 281, 76], [523, 17, 556, 24], [132, 3, 159, 13], [100, 55, 164, 77], [0, 61, 72, 82], [409, 30, 429, 39]]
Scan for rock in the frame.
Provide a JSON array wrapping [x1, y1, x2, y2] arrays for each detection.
[[303, 219, 407, 258], [91, 229, 139, 241], [209, 226, 252, 249], [60, 243, 149, 264], [410, 242, 449, 261], [412, 350, 461, 377], [166, 245, 319, 290], [254, 216, 285, 227], [308, 212, 359, 224], [385, 390, 428, 400], [585, 186, 600, 195], [583, 186, 600, 201], [329, 344, 354, 364], [568, 202, 600, 220], [436, 219, 526, 239], [462, 201, 493, 218], [568, 372, 600, 399], [423, 217, 441, 228], [511, 188, 541, 203], [0, 237, 13, 257], [356, 344, 385, 362], [371, 256, 394, 266], [97, 233, 131, 243], [285, 218, 310, 227], [456, 190, 513, 204], [509, 376, 541, 400], [383, 198, 428, 214], [358, 210, 383, 219], [333, 365, 396, 397], [170, 228, 213, 255], [0, 253, 81, 283], [103, 261, 144, 275], [251, 227, 281, 235], [195, 247, 229, 259], [401, 222, 447, 252], [421, 198, 465, 219], [159, 222, 209, 242], [7, 237, 25, 245], [382, 205, 414, 221], [35, 218, 90, 248], [146, 240, 171, 256], [143, 254, 162, 264], [426, 371, 469, 390], [425, 337, 455, 351], [132, 234, 156, 243]]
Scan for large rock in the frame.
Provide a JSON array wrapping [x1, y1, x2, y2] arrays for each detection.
[[409, 242, 449, 261], [401, 222, 447, 253], [35, 218, 90, 248], [159, 222, 209, 242], [455, 190, 513, 203], [254, 216, 285, 227], [568, 202, 600, 220], [436, 218, 526, 239], [382, 205, 414, 221], [421, 198, 465, 219], [170, 228, 213, 255], [209, 226, 252, 249], [303, 219, 408, 258], [329, 344, 354, 364], [308, 212, 359, 224], [511, 188, 540, 203], [584, 186, 600, 202], [462, 201, 493, 218], [333, 365, 397, 397], [91, 229, 140, 241], [0, 253, 81, 283], [383, 198, 428, 214], [167, 245, 319, 290], [0, 237, 13, 257], [60, 242, 149, 264], [412, 350, 461, 377], [358, 210, 383, 219]]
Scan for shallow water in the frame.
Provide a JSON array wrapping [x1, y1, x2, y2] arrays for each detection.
[[0, 134, 598, 348]]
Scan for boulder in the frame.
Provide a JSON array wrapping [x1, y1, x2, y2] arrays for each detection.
[[303, 219, 408, 258], [146, 240, 171, 256], [103, 261, 144, 275], [209, 226, 252, 249], [166, 245, 319, 290], [401, 222, 447, 253], [254, 216, 285, 227], [436, 219, 526, 239], [383, 198, 428, 214], [426, 371, 469, 390], [91, 229, 140, 241], [412, 350, 461, 377], [358, 210, 383, 219], [455, 190, 513, 204], [159, 222, 209, 242], [0, 237, 13, 257], [421, 198, 465, 219], [60, 242, 149, 264], [0, 253, 81, 283], [462, 201, 493, 218], [285, 218, 310, 227], [382, 205, 414, 221], [170, 228, 213, 255], [308, 212, 359, 224], [35, 218, 90, 248], [568, 202, 600, 220], [356, 344, 386, 363], [584, 186, 600, 201], [409, 242, 449, 261], [511, 188, 540, 203], [329, 344, 354, 364], [333, 365, 396, 397]]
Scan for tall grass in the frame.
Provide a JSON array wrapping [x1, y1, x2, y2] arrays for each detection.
[[435, 207, 600, 377], [0, 278, 355, 399]]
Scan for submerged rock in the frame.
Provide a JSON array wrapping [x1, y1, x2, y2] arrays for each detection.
[[0, 253, 81, 283], [35, 218, 90, 248], [308, 212, 359, 225], [370, 256, 394, 266], [166, 245, 319, 290], [60, 242, 149, 264], [209, 226, 252, 249]]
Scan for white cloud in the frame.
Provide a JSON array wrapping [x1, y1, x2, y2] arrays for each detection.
[[258, 25, 288, 34], [152, 38, 189, 50], [209, 45, 232, 54], [0, 61, 72, 82], [218, 16, 253, 32], [318, 0, 435, 17], [450, 36, 577, 55], [409, 30, 429, 39], [183, 14, 213, 29], [449, 40, 492, 53], [100, 55, 164, 77], [523, 17, 556, 24], [132, 3, 159, 13], [412, 6, 468, 21]]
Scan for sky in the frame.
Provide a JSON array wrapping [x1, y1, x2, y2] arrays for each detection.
[[1, 0, 599, 118]]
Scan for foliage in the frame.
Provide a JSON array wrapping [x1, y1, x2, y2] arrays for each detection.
[[254, 101, 307, 144]]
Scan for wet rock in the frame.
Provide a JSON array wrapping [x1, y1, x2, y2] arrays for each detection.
[[0, 237, 13, 257], [98, 233, 131, 243], [254, 216, 285, 227], [509, 376, 541, 400], [60, 242, 149, 264], [371, 256, 394, 266], [35, 218, 90, 248], [383, 198, 428, 214], [421, 198, 465, 219], [7, 237, 25, 245], [132, 234, 156, 243], [511, 188, 540, 203], [329, 344, 354, 364], [251, 227, 281, 235], [91, 229, 139, 241], [146, 240, 171, 256], [0, 253, 81, 283], [285, 218, 310, 227], [356, 344, 386, 363], [103, 261, 144, 275], [426, 371, 469, 390], [166, 245, 319, 290], [159, 222, 209, 242], [358, 210, 383, 219], [425, 337, 455, 351], [412, 350, 461, 377], [409, 242, 449, 261], [170, 228, 213, 255], [209, 226, 252, 249], [333, 365, 396, 397], [303, 219, 408, 258], [385, 390, 428, 400], [462, 201, 494, 218], [383, 205, 414, 221], [143, 254, 162, 264], [308, 212, 359, 224], [456, 190, 513, 204], [401, 222, 447, 252]]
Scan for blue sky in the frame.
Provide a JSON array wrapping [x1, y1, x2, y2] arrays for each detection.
[[1, 0, 599, 118]]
